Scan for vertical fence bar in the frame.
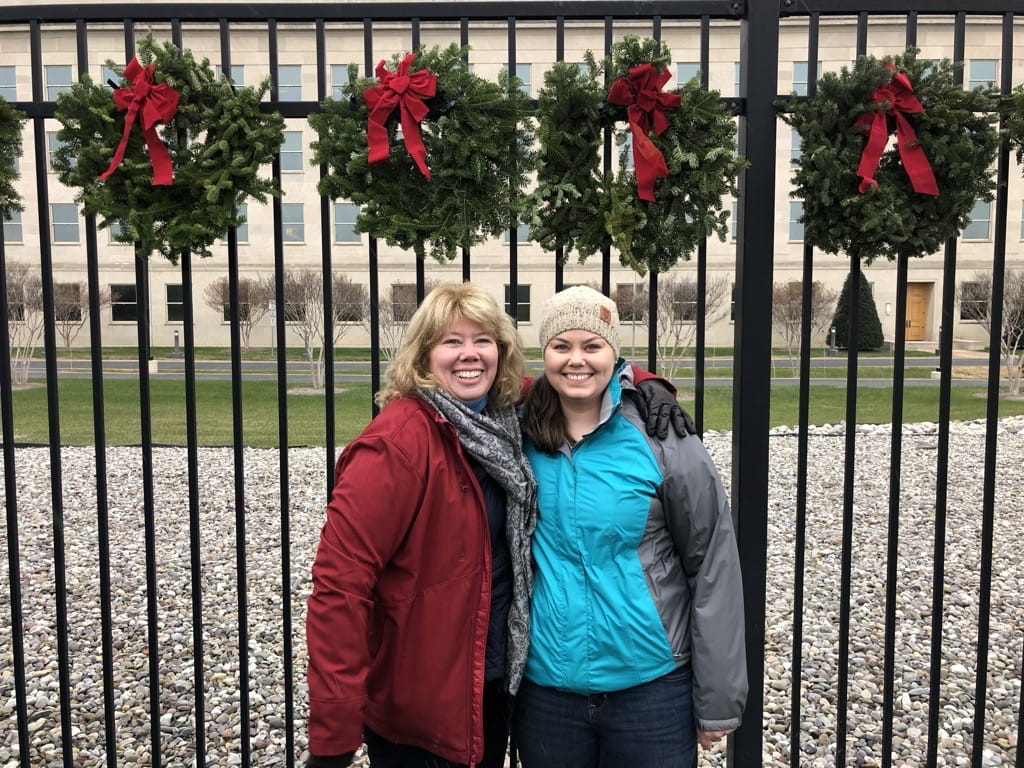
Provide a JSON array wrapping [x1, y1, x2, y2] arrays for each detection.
[[412, 19, 426, 305], [731, 0, 777, 763], [312, 17, 337, 471], [836, 254, 862, 768], [926, 13, 966, 768], [30, 16, 74, 768], [461, 17, 471, 283], [220, 18, 253, 768], [603, 16, 613, 298], [693, 14, 709, 427], [75, 17, 119, 768], [365, 17, 381, 414], [835, 21, 871, 767], [788, 15, 819, 766], [116, 19, 163, 766], [507, 17, 520, 321], [554, 15, 565, 294], [0, 177, 30, 768], [970, 13, 1013, 767], [881, 253, 910, 768]]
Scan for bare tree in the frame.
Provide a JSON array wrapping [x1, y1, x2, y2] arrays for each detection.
[[5, 262, 45, 386], [53, 281, 112, 363], [202, 275, 273, 349], [957, 270, 1024, 396], [772, 280, 839, 376], [282, 267, 368, 389], [365, 280, 440, 363], [652, 274, 732, 382]]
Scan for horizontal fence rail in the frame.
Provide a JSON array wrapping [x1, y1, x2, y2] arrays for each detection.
[[1, 4, 1022, 768]]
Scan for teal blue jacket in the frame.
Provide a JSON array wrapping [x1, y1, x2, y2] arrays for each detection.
[[523, 362, 747, 732]]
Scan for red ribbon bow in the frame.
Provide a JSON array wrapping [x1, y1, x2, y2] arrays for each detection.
[[854, 63, 938, 196], [363, 53, 437, 179], [99, 58, 180, 186], [607, 63, 681, 202]]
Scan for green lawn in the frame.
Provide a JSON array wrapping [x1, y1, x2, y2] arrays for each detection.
[[7, 378, 1023, 447]]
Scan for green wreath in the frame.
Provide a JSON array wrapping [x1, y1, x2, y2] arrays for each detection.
[[781, 50, 998, 264], [531, 37, 745, 276], [53, 32, 285, 263], [0, 96, 26, 221], [310, 44, 535, 263]]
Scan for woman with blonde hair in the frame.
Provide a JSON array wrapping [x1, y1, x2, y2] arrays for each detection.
[[307, 282, 536, 768]]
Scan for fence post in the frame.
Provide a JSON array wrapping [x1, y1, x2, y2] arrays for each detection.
[[731, 1, 779, 764]]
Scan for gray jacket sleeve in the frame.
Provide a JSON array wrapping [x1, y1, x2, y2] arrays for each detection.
[[661, 436, 748, 732]]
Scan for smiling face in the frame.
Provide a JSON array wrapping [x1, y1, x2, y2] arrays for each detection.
[[543, 329, 617, 407], [427, 315, 500, 403]]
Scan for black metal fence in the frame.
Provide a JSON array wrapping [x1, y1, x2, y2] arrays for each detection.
[[1, 2, 1022, 767]]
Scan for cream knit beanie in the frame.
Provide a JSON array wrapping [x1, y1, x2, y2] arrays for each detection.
[[538, 285, 621, 358]]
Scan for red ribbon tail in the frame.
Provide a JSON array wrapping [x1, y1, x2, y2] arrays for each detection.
[[400, 102, 431, 179], [631, 124, 668, 202], [143, 125, 174, 186], [894, 113, 938, 196], [855, 113, 889, 195], [366, 100, 395, 165], [98, 107, 138, 181]]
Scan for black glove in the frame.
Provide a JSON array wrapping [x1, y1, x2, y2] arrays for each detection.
[[635, 379, 697, 440], [306, 753, 355, 768]]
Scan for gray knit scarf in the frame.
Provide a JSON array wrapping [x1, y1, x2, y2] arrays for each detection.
[[417, 386, 537, 695]]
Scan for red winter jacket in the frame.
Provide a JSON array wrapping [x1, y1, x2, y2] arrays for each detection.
[[306, 396, 492, 764]]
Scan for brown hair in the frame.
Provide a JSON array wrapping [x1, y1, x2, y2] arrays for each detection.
[[520, 374, 567, 454], [376, 282, 526, 409]]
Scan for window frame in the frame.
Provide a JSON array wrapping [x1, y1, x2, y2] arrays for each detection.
[[110, 283, 139, 323]]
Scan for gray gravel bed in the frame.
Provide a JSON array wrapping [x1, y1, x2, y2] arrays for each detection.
[[1, 416, 1022, 767]]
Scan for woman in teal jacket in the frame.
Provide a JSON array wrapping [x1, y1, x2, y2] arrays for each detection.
[[514, 286, 747, 768]]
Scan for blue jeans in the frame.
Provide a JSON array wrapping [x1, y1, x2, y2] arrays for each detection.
[[512, 666, 697, 768]]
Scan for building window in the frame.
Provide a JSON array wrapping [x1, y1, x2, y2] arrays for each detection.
[[504, 284, 531, 322], [51, 203, 79, 243], [504, 222, 531, 244], [963, 200, 991, 240], [330, 65, 351, 99], [277, 65, 302, 100], [166, 284, 184, 322], [280, 130, 304, 171], [45, 65, 73, 101], [54, 282, 82, 322], [504, 63, 532, 97], [789, 201, 804, 241], [236, 202, 248, 243], [791, 129, 802, 165], [959, 280, 987, 321], [677, 62, 700, 84], [968, 60, 997, 90], [334, 203, 360, 243], [731, 201, 738, 242], [730, 284, 736, 322], [391, 283, 418, 322], [47, 131, 74, 171], [792, 61, 821, 96], [282, 203, 304, 242], [614, 283, 646, 322], [99, 65, 119, 89], [0, 65, 15, 100], [3, 211, 22, 242], [734, 62, 741, 97], [215, 65, 245, 87], [667, 280, 698, 322], [110, 283, 138, 322]]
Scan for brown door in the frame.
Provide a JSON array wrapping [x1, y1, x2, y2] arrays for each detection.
[[906, 283, 929, 341]]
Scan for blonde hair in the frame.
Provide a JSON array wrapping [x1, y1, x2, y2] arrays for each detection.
[[376, 282, 526, 409]]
